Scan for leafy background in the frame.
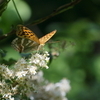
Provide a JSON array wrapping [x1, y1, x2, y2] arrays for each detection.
[[0, 0, 100, 100]]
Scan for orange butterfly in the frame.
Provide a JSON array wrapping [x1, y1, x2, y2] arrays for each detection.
[[12, 25, 57, 52], [16, 25, 56, 46]]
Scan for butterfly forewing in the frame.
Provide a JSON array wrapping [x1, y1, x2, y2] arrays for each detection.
[[39, 30, 57, 45], [16, 25, 40, 44]]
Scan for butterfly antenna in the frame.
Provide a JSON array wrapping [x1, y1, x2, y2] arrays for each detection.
[[12, 0, 23, 24]]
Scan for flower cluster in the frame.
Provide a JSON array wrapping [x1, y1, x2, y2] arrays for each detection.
[[31, 75, 71, 100], [0, 51, 71, 100]]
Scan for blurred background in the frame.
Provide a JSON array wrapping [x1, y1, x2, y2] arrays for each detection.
[[0, 0, 100, 100]]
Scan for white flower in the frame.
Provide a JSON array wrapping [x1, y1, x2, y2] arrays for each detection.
[[32, 71, 44, 83], [28, 78, 71, 100], [27, 65, 37, 75], [0, 64, 13, 78], [13, 58, 28, 75], [55, 79, 71, 96], [15, 71, 27, 79], [29, 51, 50, 69], [43, 79, 70, 99], [0, 51, 71, 100], [0, 64, 8, 74]]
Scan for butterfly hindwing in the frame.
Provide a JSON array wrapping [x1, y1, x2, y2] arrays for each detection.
[[12, 38, 39, 53]]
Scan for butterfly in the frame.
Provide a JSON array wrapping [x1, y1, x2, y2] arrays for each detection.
[[12, 25, 57, 53], [16, 25, 56, 46]]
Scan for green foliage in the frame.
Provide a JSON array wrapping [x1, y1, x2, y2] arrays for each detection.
[[0, 0, 100, 100], [43, 19, 100, 100], [0, 0, 10, 16]]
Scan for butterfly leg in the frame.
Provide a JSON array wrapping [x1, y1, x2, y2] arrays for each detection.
[[36, 45, 44, 52]]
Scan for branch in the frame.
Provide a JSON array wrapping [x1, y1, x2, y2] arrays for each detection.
[[28, 0, 82, 26], [0, 0, 10, 16], [0, 29, 16, 42], [0, 0, 82, 41]]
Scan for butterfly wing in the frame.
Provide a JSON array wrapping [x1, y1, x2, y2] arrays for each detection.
[[12, 38, 39, 53], [16, 25, 40, 44], [39, 30, 57, 45]]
